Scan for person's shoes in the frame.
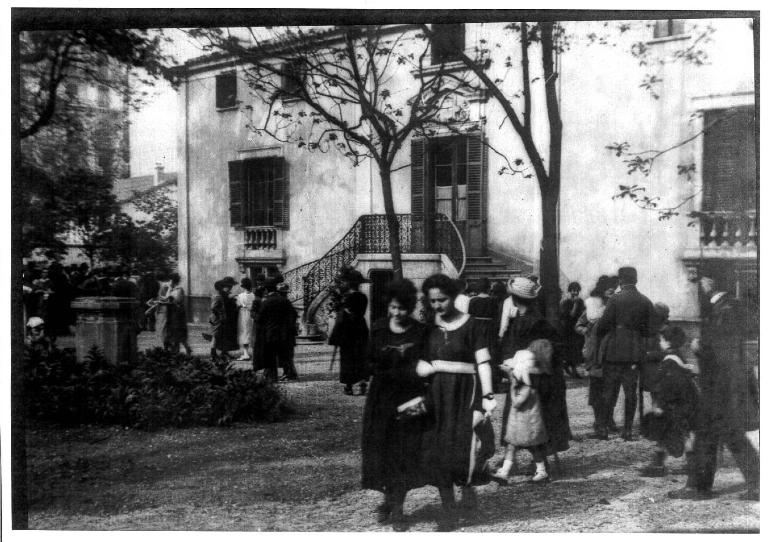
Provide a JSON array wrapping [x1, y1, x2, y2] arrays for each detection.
[[278, 375, 290, 382], [587, 431, 609, 440], [375, 502, 392, 523], [739, 488, 759, 501], [620, 430, 634, 441], [343, 385, 353, 395], [491, 469, 510, 485], [667, 487, 714, 500], [390, 510, 408, 532], [608, 420, 620, 433], [529, 471, 550, 484], [639, 464, 667, 477], [458, 487, 477, 511]]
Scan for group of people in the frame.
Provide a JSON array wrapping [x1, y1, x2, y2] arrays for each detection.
[[208, 274, 299, 381], [360, 272, 571, 532], [22, 261, 189, 349], [359, 266, 759, 532]]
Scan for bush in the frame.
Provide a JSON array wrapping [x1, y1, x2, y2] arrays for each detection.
[[24, 346, 293, 430]]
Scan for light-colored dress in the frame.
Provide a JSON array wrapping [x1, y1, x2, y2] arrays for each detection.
[[155, 281, 171, 346], [237, 290, 256, 345]]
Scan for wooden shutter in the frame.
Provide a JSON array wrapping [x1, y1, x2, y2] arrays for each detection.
[[228, 160, 245, 227], [465, 132, 487, 255], [271, 158, 289, 228], [702, 107, 756, 212], [411, 138, 426, 251]]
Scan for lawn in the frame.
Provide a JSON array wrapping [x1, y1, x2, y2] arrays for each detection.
[[26, 355, 759, 532]]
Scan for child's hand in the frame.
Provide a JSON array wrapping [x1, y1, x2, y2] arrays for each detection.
[[482, 397, 497, 414]]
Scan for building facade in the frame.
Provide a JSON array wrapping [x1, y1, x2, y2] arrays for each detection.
[[174, 20, 756, 351]]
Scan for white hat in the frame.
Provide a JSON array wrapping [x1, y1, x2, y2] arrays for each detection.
[[507, 277, 540, 299], [27, 316, 44, 328]]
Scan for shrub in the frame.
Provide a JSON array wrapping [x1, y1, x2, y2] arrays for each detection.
[[24, 346, 293, 430]]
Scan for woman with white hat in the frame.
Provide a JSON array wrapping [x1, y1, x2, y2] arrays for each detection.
[[497, 276, 571, 481]]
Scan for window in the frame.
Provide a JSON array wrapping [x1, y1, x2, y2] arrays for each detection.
[[430, 23, 465, 65], [216, 71, 237, 109], [281, 59, 305, 99], [228, 157, 289, 228], [429, 136, 468, 221], [653, 19, 686, 39], [97, 85, 109, 108], [702, 106, 756, 212]]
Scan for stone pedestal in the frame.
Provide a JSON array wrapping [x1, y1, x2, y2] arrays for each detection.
[[71, 297, 139, 364]]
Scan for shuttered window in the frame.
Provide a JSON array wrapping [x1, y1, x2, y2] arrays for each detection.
[[653, 20, 686, 39], [702, 106, 756, 212], [228, 157, 289, 228], [216, 71, 237, 109], [430, 24, 465, 65]]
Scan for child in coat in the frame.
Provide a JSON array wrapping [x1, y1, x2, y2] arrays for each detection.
[[640, 326, 699, 477], [494, 341, 551, 484]]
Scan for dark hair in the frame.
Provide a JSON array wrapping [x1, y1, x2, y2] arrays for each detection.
[[654, 302, 670, 322], [475, 277, 491, 294], [455, 278, 467, 292], [490, 281, 507, 298], [214, 280, 225, 292], [422, 273, 460, 299], [589, 275, 610, 298], [240, 277, 253, 290], [155, 269, 169, 281], [387, 279, 418, 312], [511, 294, 535, 310], [169, 272, 181, 284], [661, 326, 687, 350], [567, 281, 581, 292]]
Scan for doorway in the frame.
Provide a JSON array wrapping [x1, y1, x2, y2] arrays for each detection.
[[369, 269, 395, 323]]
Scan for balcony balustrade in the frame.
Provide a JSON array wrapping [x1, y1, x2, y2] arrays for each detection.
[[244, 226, 278, 250], [698, 210, 757, 249]]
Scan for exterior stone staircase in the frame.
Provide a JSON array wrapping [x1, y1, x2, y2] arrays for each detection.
[[461, 255, 524, 285]]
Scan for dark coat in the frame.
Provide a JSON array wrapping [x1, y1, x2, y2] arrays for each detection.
[[361, 318, 429, 492], [696, 293, 759, 433], [645, 353, 699, 457], [500, 311, 571, 453], [258, 292, 298, 344], [595, 284, 655, 365], [329, 290, 370, 385]]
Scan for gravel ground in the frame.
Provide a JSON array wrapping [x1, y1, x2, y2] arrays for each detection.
[[26, 351, 760, 532]]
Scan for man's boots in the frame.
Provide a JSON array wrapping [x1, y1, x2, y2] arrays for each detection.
[[639, 449, 667, 477]]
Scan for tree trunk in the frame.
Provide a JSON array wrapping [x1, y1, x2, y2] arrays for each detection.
[[379, 166, 404, 280], [540, 186, 560, 324]]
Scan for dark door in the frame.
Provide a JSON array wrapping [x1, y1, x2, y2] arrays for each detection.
[[369, 269, 394, 323]]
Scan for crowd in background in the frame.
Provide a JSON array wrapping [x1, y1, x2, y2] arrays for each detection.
[[207, 274, 299, 382]]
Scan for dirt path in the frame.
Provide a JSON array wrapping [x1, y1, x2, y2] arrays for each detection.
[[27, 355, 759, 532]]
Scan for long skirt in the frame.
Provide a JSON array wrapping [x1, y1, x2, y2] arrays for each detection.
[[155, 305, 170, 346], [361, 376, 428, 492], [339, 341, 370, 385], [420, 372, 495, 487], [237, 307, 253, 345]]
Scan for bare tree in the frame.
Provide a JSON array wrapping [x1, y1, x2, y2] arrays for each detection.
[[189, 25, 470, 279]]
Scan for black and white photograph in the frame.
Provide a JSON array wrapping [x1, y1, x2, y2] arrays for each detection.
[[6, 4, 760, 534]]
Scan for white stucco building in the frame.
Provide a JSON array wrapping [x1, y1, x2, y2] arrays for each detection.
[[172, 20, 756, 352]]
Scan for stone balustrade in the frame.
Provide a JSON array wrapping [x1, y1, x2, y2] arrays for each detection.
[[244, 226, 278, 250], [698, 210, 758, 248]]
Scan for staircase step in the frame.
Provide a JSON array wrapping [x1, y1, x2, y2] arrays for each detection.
[[465, 256, 494, 263]]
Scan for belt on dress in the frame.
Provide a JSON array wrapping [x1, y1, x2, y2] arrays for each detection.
[[430, 360, 477, 374], [473, 317, 494, 321]]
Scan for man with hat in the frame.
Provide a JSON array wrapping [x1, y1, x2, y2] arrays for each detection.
[[595, 266, 655, 440], [257, 276, 297, 381], [669, 274, 759, 501]]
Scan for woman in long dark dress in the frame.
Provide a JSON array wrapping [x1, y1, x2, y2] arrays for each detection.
[[499, 277, 571, 465], [361, 279, 428, 532], [328, 268, 370, 395], [210, 279, 237, 358], [416, 274, 497, 532], [166, 272, 191, 355]]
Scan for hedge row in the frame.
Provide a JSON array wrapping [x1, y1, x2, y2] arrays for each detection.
[[24, 346, 293, 430]]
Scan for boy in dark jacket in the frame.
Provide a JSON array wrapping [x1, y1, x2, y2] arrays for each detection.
[[640, 326, 698, 477]]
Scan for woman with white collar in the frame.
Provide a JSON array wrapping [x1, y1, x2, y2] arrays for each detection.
[[416, 273, 496, 531]]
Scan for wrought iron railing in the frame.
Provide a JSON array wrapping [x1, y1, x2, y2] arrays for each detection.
[[279, 212, 466, 319], [698, 210, 757, 248]]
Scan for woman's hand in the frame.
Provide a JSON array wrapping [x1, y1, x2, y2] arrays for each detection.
[[415, 360, 435, 378], [482, 397, 497, 414]]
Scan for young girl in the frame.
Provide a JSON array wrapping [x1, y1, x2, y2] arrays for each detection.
[[640, 326, 699, 477], [236, 277, 256, 361], [495, 338, 552, 484]]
